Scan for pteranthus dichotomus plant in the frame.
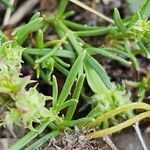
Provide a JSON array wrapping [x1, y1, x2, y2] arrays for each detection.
[[0, 41, 53, 131]]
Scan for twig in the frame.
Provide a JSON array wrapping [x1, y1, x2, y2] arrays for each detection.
[[7, 126, 17, 139], [133, 122, 148, 150], [103, 136, 119, 150], [2, 0, 15, 27], [69, 0, 114, 23], [9, 0, 40, 25]]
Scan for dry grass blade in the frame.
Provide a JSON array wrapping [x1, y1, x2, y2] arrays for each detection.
[[69, 0, 114, 23], [9, 0, 40, 25], [2, 0, 15, 27], [133, 122, 148, 150], [103, 136, 119, 150]]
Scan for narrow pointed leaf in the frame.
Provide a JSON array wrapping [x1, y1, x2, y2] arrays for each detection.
[[57, 50, 86, 104], [139, 0, 150, 20], [113, 8, 126, 32]]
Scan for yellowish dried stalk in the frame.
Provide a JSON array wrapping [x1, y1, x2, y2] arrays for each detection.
[[69, 0, 114, 23], [84, 111, 150, 139]]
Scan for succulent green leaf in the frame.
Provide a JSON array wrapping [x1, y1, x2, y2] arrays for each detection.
[[113, 8, 126, 32], [84, 61, 109, 94], [139, 0, 150, 20], [86, 54, 112, 89], [57, 50, 86, 105], [12, 17, 44, 45]]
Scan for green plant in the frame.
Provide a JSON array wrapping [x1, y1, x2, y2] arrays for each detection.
[[0, 0, 10, 6], [0, 0, 150, 149]]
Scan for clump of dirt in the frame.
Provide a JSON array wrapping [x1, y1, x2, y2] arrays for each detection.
[[42, 128, 108, 150]]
